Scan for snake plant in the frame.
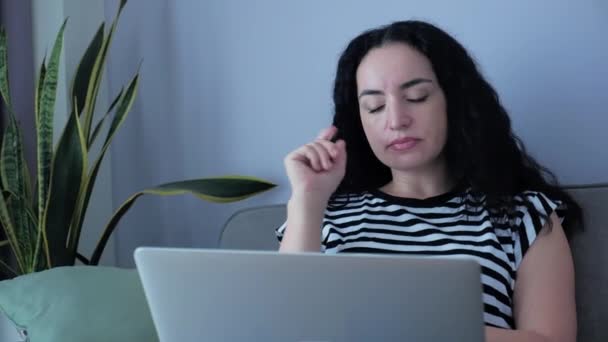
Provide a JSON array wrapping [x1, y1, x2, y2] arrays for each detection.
[[0, 0, 275, 277]]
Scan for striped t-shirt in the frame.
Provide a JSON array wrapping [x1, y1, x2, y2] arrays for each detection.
[[276, 186, 563, 329]]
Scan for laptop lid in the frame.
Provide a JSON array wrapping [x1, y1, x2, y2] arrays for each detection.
[[135, 247, 484, 342]]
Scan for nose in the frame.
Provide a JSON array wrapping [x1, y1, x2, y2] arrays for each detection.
[[386, 97, 413, 130]]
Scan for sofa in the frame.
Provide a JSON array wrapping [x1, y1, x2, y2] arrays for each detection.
[[219, 184, 608, 342]]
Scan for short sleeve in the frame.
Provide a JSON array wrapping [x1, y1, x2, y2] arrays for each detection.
[[512, 191, 566, 270]]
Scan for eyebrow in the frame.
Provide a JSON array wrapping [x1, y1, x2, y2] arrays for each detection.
[[358, 78, 433, 99]]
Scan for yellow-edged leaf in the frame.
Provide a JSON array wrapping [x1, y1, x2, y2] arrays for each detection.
[[89, 176, 276, 264], [68, 74, 138, 253], [71, 23, 104, 117], [88, 87, 123, 148], [36, 20, 67, 231], [43, 106, 87, 267], [0, 190, 25, 273], [81, 0, 128, 141]]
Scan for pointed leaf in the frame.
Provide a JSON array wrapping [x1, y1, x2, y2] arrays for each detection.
[[88, 87, 123, 148], [104, 75, 137, 145], [142, 176, 277, 202], [36, 20, 67, 230], [72, 23, 104, 117], [5, 193, 39, 273], [35, 57, 47, 122], [5, 190, 35, 270], [22, 155, 32, 202], [37, 221, 51, 272], [25, 178, 48, 271], [81, 1, 127, 141], [43, 107, 87, 267], [0, 240, 8, 248], [0, 111, 33, 270], [0, 27, 11, 107], [1, 113, 27, 199], [68, 74, 138, 253], [89, 176, 276, 265], [0, 189, 25, 273]]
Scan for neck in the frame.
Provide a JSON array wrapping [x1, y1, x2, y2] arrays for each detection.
[[380, 157, 455, 199]]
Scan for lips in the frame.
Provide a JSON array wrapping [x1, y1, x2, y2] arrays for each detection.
[[387, 137, 420, 151]]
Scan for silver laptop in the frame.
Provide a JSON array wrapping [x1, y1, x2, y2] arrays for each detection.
[[134, 247, 484, 342]]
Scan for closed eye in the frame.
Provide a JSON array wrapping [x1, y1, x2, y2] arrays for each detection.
[[368, 94, 428, 113], [369, 105, 385, 113], [407, 95, 428, 103]]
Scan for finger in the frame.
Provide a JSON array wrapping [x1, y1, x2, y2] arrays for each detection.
[[335, 139, 346, 150], [301, 145, 323, 172], [334, 139, 347, 162], [309, 141, 334, 170], [314, 139, 339, 159], [316, 125, 338, 141]]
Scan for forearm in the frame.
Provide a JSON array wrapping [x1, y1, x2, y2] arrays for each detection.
[[485, 327, 553, 342], [278, 195, 326, 253]]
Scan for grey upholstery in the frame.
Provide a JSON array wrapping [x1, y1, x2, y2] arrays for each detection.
[[219, 204, 285, 251], [219, 185, 608, 341], [566, 185, 608, 342]]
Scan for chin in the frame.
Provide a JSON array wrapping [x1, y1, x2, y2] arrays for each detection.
[[380, 153, 442, 172]]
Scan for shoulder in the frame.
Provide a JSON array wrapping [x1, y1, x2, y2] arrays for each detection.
[[511, 190, 566, 227], [507, 190, 566, 269]]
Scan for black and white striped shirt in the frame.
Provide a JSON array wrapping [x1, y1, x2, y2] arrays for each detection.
[[276, 186, 563, 329]]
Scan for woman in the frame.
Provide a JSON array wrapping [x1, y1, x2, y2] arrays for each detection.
[[277, 20, 581, 342]]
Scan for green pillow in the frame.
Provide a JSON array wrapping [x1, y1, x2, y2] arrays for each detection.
[[0, 266, 159, 342]]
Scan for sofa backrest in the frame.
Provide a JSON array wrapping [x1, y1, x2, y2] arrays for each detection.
[[565, 185, 608, 342], [220, 184, 608, 341]]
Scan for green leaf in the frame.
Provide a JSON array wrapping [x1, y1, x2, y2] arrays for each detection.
[[6, 193, 39, 273], [1, 113, 27, 200], [1, 28, 32, 205], [0, 258, 17, 277], [81, 1, 127, 142], [0, 190, 45, 274], [143, 176, 277, 203], [71, 23, 104, 117], [89, 176, 276, 264], [0, 189, 25, 273], [68, 74, 138, 254], [22, 153, 32, 203], [104, 75, 137, 146], [88, 87, 123, 148], [5, 190, 34, 270], [36, 20, 67, 231], [0, 240, 8, 247], [35, 57, 47, 123], [43, 107, 87, 267], [0, 112, 34, 269], [75, 252, 90, 265], [0, 27, 12, 107]]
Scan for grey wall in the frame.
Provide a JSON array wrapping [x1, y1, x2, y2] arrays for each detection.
[[105, 0, 608, 267]]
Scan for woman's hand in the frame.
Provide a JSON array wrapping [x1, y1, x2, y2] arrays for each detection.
[[284, 125, 347, 204]]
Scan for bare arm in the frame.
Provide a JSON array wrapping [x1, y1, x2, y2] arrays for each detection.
[[279, 126, 347, 253], [278, 196, 326, 253], [486, 212, 576, 342]]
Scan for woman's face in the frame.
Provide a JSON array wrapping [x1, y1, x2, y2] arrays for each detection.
[[356, 43, 448, 173]]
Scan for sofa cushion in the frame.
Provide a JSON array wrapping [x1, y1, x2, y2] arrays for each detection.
[[0, 266, 158, 342]]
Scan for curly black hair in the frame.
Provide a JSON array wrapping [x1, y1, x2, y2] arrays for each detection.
[[331, 20, 583, 238]]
